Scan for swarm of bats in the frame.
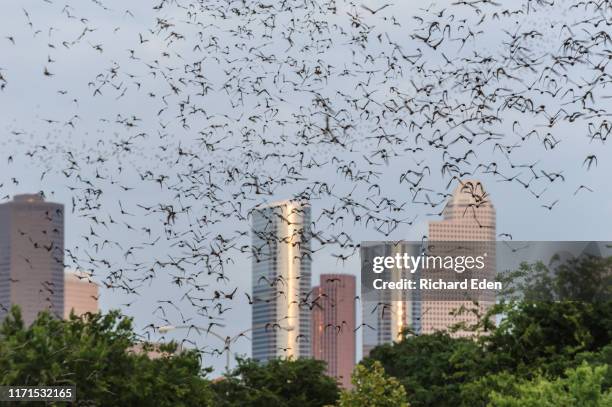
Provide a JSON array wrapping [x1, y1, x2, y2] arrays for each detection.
[[1, 0, 611, 358]]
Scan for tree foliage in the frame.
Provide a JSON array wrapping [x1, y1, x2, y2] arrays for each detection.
[[489, 363, 612, 407], [366, 255, 612, 407], [364, 332, 483, 407], [338, 361, 408, 407], [484, 300, 612, 377], [0, 306, 214, 406], [499, 255, 612, 302], [211, 357, 340, 407]]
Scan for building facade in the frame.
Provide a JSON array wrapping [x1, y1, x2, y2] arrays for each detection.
[[251, 200, 312, 360], [361, 241, 421, 357], [425, 179, 496, 336], [64, 270, 99, 318], [311, 274, 356, 388], [0, 194, 64, 324]]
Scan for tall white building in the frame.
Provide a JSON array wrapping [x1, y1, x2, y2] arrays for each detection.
[[0, 194, 64, 324], [251, 200, 312, 360]]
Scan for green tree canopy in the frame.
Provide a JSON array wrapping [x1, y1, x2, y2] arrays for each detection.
[[488, 363, 612, 407], [338, 360, 408, 407], [211, 357, 340, 407], [364, 332, 484, 407], [498, 254, 612, 302], [0, 306, 214, 406], [484, 300, 612, 377], [365, 254, 612, 407]]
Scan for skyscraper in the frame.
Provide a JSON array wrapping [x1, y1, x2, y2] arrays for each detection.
[[361, 242, 421, 357], [429, 179, 496, 241], [311, 274, 356, 388], [251, 200, 312, 360], [425, 179, 496, 336], [64, 270, 99, 319], [0, 194, 64, 324]]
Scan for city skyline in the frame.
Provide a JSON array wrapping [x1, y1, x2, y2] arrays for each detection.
[[0, 183, 496, 378], [1, 0, 612, 378], [0, 0, 611, 404], [0, 179, 607, 382], [0, 194, 100, 324], [362, 179, 496, 356]]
